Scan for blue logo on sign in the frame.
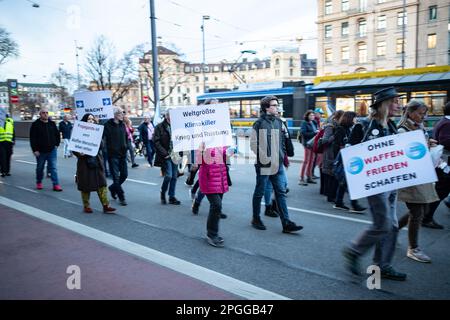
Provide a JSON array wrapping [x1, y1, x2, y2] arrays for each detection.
[[102, 98, 111, 106], [346, 157, 364, 175], [75, 100, 84, 108], [405, 142, 426, 160]]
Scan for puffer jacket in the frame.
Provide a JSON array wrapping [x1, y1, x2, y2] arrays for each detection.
[[197, 147, 229, 194]]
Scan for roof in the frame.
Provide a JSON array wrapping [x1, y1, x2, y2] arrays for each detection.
[[312, 72, 450, 90], [197, 87, 295, 101], [144, 46, 179, 56]]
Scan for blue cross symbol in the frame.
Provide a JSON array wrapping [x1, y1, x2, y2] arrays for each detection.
[[76, 100, 84, 108], [102, 98, 111, 106]]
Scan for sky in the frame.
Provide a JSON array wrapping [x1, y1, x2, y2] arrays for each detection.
[[0, 0, 318, 84]]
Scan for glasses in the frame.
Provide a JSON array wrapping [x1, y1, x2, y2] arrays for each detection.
[[40, 112, 48, 114]]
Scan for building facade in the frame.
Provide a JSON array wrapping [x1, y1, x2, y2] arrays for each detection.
[[317, 0, 450, 75]]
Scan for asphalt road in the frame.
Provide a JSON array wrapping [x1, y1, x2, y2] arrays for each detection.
[[1, 140, 450, 300]]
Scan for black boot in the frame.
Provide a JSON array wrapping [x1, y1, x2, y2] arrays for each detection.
[[169, 197, 181, 205], [192, 201, 200, 214], [264, 205, 278, 217], [161, 192, 167, 205]]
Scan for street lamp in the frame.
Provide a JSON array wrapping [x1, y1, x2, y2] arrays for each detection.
[[201, 15, 210, 93], [74, 41, 83, 90]]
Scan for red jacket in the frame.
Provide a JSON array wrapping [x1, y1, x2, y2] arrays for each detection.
[[197, 147, 229, 194]]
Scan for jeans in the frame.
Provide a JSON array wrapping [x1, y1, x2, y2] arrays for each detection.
[[126, 139, 136, 165], [335, 180, 360, 208], [161, 159, 178, 197], [36, 148, 59, 185], [264, 172, 288, 206], [206, 193, 223, 238], [63, 138, 71, 157], [108, 156, 128, 200], [350, 191, 398, 269], [195, 189, 206, 205], [145, 141, 155, 165], [252, 165, 290, 225]]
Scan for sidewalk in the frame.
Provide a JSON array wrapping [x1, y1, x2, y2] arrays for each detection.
[[0, 205, 239, 300]]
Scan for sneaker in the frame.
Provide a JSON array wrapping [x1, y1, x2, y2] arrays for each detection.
[[312, 175, 320, 180], [380, 266, 407, 281], [333, 203, 350, 211], [192, 201, 200, 215], [298, 179, 308, 186], [108, 186, 117, 200], [206, 235, 224, 248], [251, 218, 266, 230], [36, 182, 43, 190], [83, 207, 93, 214], [407, 247, 431, 263], [220, 213, 227, 219], [169, 197, 181, 205], [103, 205, 116, 214], [264, 206, 278, 218], [422, 220, 444, 229], [282, 221, 303, 233], [342, 247, 361, 275], [349, 205, 366, 213], [53, 185, 63, 192], [119, 199, 128, 206], [161, 192, 167, 205], [306, 177, 317, 184], [132, 163, 139, 168]]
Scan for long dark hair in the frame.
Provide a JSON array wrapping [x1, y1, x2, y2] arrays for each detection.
[[339, 111, 357, 127], [81, 113, 95, 123]]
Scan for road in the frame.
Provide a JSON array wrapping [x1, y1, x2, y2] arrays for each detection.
[[1, 140, 450, 300]]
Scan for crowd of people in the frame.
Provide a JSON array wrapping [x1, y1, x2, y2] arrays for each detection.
[[1, 85, 448, 282]]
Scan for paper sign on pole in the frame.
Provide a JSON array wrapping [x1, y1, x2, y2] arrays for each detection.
[[0, 108, 6, 128], [74, 90, 114, 120], [68, 120, 104, 157], [341, 130, 437, 200], [169, 104, 233, 152]]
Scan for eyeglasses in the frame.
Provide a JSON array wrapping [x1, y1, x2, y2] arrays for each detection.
[[40, 112, 48, 114]]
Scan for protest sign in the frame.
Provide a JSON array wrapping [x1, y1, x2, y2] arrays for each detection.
[[0, 108, 6, 128], [68, 120, 104, 157], [74, 90, 114, 120], [341, 130, 437, 199], [169, 104, 233, 152]]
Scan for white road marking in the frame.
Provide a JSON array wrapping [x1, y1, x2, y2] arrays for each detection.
[[0, 196, 289, 300], [288, 206, 372, 225], [15, 160, 36, 165], [16, 186, 38, 194], [127, 178, 158, 186]]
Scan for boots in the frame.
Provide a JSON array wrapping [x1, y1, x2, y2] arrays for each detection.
[[161, 192, 167, 205], [192, 201, 200, 215], [264, 205, 278, 217], [103, 204, 116, 214]]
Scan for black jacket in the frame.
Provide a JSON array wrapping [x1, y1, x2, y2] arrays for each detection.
[[138, 121, 154, 144], [103, 119, 128, 158], [58, 120, 73, 139], [349, 118, 397, 145], [30, 119, 60, 153], [152, 119, 171, 168]]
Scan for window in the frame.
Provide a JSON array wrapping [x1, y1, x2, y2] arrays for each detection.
[[214, 76, 218, 81], [377, 41, 386, 56], [169, 97, 173, 104], [358, 19, 367, 36], [428, 34, 437, 49], [325, 25, 332, 38], [341, 22, 349, 36], [275, 58, 280, 65], [341, 46, 349, 60], [427, 63, 436, 67], [325, 48, 333, 63], [357, 42, 367, 63], [429, 5, 437, 21], [275, 70, 280, 76], [377, 15, 386, 30], [325, 0, 332, 14], [396, 38, 406, 54], [359, 0, 367, 11], [177, 86, 181, 93], [290, 69, 294, 76], [397, 12, 407, 26], [186, 88, 190, 93], [194, 66, 200, 72], [177, 97, 181, 104], [196, 86, 199, 93], [289, 57, 294, 67], [341, 0, 349, 11]]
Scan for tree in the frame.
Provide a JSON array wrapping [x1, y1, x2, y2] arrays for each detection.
[[18, 92, 46, 120], [84, 35, 142, 104], [0, 27, 19, 65], [50, 67, 75, 110]]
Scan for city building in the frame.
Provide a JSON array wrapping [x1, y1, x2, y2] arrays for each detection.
[[317, 0, 450, 75]]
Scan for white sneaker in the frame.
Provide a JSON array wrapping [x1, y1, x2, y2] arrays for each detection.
[[407, 247, 431, 263]]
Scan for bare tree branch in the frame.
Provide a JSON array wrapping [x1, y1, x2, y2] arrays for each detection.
[[0, 27, 19, 65]]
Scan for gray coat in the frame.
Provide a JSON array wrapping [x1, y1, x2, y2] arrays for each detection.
[[321, 122, 339, 176]]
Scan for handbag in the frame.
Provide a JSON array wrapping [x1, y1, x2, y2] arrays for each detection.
[[306, 135, 316, 149], [86, 156, 99, 169], [285, 136, 294, 157]]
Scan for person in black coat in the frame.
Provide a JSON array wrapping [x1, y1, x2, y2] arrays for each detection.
[[58, 114, 73, 158], [153, 111, 181, 205], [138, 116, 155, 166], [29, 107, 62, 191]]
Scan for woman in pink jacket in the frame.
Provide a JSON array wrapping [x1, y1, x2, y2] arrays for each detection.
[[197, 144, 230, 247]]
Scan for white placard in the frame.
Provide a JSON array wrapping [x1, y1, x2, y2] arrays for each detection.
[[169, 104, 233, 152], [341, 130, 437, 200], [68, 120, 104, 157], [0, 108, 6, 128], [74, 90, 114, 120]]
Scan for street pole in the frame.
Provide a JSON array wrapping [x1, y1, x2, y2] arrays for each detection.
[[149, 0, 161, 123], [201, 15, 210, 93], [75, 40, 82, 89], [401, 0, 406, 69]]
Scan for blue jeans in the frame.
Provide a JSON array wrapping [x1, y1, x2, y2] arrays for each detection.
[[206, 193, 223, 238], [108, 156, 128, 200], [36, 148, 59, 185], [252, 165, 290, 225], [264, 171, 288, 206], [145, 141, 155, 165], [195, 189, 206, 205], [350, 191, 398, 269], [161, 159, 178, 197]]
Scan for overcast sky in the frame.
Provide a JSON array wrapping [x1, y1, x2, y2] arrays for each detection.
[[0, 0, 318, 84]]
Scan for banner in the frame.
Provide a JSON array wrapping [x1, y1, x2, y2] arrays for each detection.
[[74, 90, 114, 120], [169, 104, 233, 152], [68, 120, 104, 157], [341, 130, 437, 199]]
